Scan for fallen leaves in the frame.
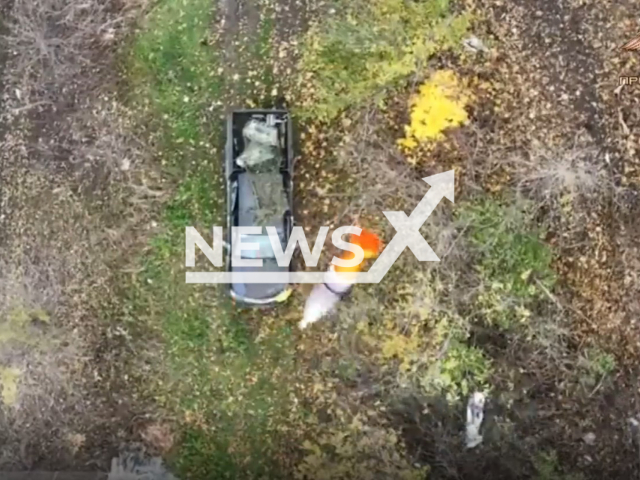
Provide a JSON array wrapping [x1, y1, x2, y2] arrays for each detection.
[[398, 69, 473, 151], [141, 422, 175, 454]]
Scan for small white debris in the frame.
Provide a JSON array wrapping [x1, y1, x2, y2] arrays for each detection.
[[120, 158, 131, 171], [463, 35, 489, 53], [102, 28, 116, 43], [465, 392, 486, 449], [628, 417, 640, 438], [583, 432, 596, 445]]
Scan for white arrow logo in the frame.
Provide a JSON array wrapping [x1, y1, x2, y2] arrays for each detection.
[[362, 169, 455, 283]]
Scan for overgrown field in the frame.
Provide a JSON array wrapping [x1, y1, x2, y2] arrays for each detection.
[[1, 0, 640, 478]]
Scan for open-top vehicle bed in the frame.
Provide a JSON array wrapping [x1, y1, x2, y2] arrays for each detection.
[[224, 109, 294, 306]]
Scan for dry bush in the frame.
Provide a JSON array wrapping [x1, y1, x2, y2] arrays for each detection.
[[5, 0, 131, 104], [2, 0, 161, 228], [3, 0, 153, 196], [107, 444, 178, 480], [63, 100, 143, 174], [335, 106, 428, 224], [508, 137, 640, 362], [511, 138, 613, 207], [0, 257, 63, 320]]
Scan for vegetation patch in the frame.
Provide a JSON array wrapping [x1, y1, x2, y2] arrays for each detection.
[[120, 0, 634, 477], [533, 450, 585, 480], [296, 412, 429, 480], [458, 197, 556, 330], [399, 69, 473, 151], [0, 366, 21, 407], [295, 0, 470, 121], [3, 0, 639, 474]]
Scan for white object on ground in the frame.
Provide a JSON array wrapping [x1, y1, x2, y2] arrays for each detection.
[[299, 266, 356, 329], [465, 392, 486, 449], [628, 416, 640, 440], [583, 432, 596, 445], [462, 35, 489, 53]]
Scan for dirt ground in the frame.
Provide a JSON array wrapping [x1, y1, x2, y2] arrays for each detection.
[[414, 0, 640, 476], [429, 0, 640, 476], [0, 0, 160, 471], [1, 0, 640, 477]]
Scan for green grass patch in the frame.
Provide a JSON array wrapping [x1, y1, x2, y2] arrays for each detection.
[[577, 346, 616, 391], [422, 342, 492, 402], [457, 197, 556, 329], [125, 0, 299, 477], [533, 450, 585, 480], [296, 0, 471, 121]]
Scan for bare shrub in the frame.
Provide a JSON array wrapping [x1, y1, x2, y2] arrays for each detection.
[[4, 0, 159, 203], [5, 0, 130, 104], [3, 0, 152, 195], [0, 255, 89, 468], [335, 106, 427, 224], [107, 444, 178, 480], [512, 139, 612, 205]]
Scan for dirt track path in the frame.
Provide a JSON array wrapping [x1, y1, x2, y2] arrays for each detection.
[[0, 1, 11, 260], [218, 0, 261, 108], [216, 0, 311, 110], [0, 0, 150, 472]]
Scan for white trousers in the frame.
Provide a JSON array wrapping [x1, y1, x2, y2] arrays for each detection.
[[299, 266, 355, 329]]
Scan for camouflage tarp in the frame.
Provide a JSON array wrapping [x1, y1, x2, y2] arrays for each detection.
[[237, 119, 288, 227]]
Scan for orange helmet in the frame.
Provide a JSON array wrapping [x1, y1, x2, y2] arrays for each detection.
[[351, 228, 383, 259], [335, 228, 383, 273]]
